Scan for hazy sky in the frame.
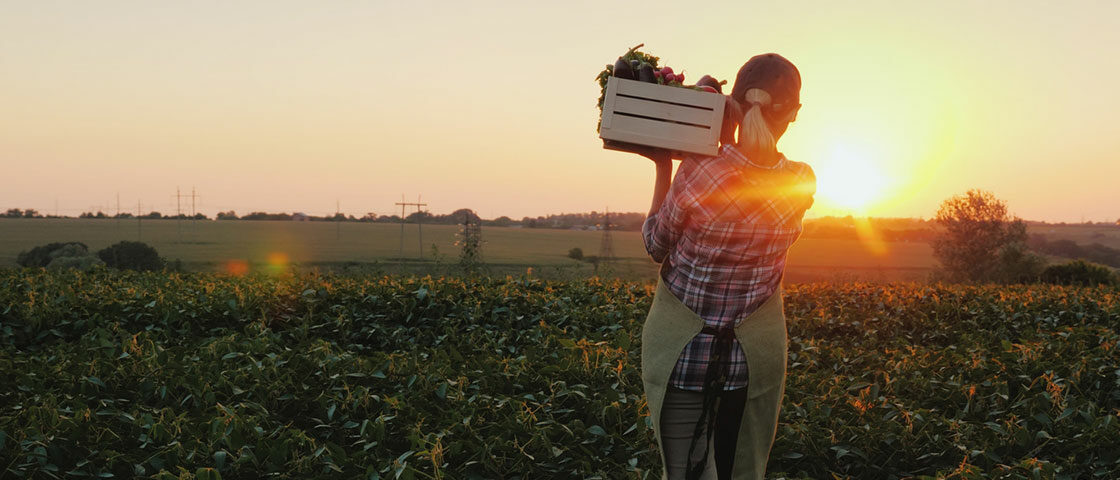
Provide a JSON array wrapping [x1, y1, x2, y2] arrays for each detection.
[[2, 1, 1118, 222]]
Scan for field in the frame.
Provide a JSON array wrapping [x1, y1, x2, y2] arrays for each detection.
[[2, 269, 1119, 478], [0, 219, 937, 282]]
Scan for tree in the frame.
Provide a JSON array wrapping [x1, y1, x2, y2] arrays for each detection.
[[567, 247, 584, 261], [932, 189, 1043, 283], [97, 241, 164, 271], [489, 216, 514, 227]]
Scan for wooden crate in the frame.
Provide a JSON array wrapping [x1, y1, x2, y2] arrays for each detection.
[[599, 77, 726, 156]]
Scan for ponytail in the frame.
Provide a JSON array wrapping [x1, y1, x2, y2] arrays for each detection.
[[737, 88, 776, 153]]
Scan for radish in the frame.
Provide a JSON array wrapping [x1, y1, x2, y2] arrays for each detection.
[[664, 73, 676, 83]]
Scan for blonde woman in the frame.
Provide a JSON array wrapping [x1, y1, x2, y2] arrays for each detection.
[[639, 53, 816, 480]]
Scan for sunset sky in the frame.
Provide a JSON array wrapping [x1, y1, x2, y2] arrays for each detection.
[[2, 1, 1118, 222]]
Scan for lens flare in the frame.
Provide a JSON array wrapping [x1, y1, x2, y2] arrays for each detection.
[[852, 216, 888, 257], [224, 259, 249, 276], [266, 252, 290, 274]]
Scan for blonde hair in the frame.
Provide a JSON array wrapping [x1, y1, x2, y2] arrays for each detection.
[[737, 88, 776, 153]]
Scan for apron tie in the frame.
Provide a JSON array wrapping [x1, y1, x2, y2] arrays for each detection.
[[685, 325, 738, 480]]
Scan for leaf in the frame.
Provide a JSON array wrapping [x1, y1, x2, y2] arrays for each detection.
[[588, 425, 606, 436], [87, 376, 106, 388], [213, 450, 227, 470], [436, 382, 448, 400], [195, 468, 222, 480]]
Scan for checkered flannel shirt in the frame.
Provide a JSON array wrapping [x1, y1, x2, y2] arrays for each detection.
[[643, 144, 816, 391]]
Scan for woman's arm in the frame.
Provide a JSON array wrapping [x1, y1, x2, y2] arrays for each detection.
[[647, 152, 673, 217], [637, 147, 687, 263]]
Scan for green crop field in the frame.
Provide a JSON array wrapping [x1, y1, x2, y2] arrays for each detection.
[[0, 219, 937, 282], [2, 269, 1119, 478]]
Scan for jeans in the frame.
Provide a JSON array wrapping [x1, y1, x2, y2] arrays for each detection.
[[659, 386, 749, 480]]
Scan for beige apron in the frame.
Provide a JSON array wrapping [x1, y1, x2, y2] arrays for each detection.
[[641, 278, 787, 480]]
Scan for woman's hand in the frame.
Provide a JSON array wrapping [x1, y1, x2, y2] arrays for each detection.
[[632, 144, 672, 166], [720, 95, 743, 146]]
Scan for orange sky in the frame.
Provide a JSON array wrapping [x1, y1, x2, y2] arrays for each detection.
[[2, 1, 1118, 222]]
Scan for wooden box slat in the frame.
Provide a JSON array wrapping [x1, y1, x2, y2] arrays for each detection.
[[599, 77, 725, 156], [611, 95, 715, 126]]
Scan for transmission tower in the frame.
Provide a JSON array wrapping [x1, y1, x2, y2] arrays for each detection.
[[598, 208, 615, 264], [175, 187, 200, 242]]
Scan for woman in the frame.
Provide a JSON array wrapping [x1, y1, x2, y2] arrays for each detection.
[[639, 53, 816, 480]]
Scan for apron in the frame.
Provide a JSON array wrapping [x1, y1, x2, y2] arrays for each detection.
[[641, 278, 787, 480]]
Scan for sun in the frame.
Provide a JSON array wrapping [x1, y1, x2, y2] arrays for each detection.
[[813, 143, 889, 213]]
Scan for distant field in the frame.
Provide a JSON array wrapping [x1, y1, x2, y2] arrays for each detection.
[[1029, 223, 1120, 249], [1, 218, 939, 282]]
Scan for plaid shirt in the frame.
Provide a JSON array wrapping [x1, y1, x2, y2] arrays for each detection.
[[643, 145, 815, 391]]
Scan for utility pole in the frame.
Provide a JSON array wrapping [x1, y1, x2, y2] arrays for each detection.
[[336, 199, 341, 241], [116, 193, 121, 235], [599, 208, 615, 264], [176, 187, 182, 242], [136, 200, 142, 241], [191, 186, 198, 240], [394, 195, 428, 259]]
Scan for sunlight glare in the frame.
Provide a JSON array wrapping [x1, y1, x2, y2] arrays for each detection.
[[814, 143, 889, 213]]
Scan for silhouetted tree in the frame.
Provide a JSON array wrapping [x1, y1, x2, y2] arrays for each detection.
[[932, 189, 1043, 283]]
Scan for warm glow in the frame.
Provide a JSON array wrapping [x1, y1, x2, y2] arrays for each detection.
[[812, 143, 889, 213], [1, 2, 1118, 222]]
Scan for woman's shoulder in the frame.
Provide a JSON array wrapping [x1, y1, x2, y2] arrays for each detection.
[[782, 157, 815, 182]]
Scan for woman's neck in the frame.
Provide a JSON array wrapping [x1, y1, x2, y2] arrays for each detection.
[[736, 144, 781, 168]]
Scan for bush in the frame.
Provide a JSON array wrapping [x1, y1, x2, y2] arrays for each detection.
[[97, 241, 165, 271], [47, 255, 105, 271], [1040, 260, 1118, 286], [567, 247, 584, 261], [16, 242, 90, 268]]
